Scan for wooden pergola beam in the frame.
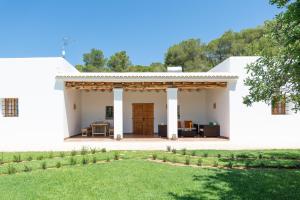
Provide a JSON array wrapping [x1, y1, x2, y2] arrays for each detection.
[[65, 81, 227, 90]]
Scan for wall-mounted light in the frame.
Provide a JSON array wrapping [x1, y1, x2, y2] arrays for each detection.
[[73, 104, 77, 110], [213, 103, 216, 109]]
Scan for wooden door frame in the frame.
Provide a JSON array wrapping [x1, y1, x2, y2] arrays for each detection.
[[132, 103, 154, 136]]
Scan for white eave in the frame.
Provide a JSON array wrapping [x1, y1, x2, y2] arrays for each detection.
[[56, 72, 238, 82]]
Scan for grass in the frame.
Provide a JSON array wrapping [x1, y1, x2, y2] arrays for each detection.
[[0, 149, 299, 199]]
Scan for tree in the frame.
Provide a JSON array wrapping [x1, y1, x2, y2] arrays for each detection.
[[107, 51, 131, 72], [76, 49, 107, 72], [164, 39, 211, 72], [244, 0, 300, 111]]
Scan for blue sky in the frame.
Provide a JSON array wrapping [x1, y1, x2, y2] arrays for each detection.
[[0, 0, 280, 66]]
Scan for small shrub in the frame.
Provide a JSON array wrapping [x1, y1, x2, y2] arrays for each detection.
[[258, 153, 263, 159], [191, 151, 196, 156], [172, 157, 177, 163], [81, 147, 88, 155], [152, 153, 157, 160], [227, 161, 233, 169], [27, 156, 33, 161], [259, 161, 265, 168], [37, 155, 44, 160], [163, 155, 167, 162], [172, 148, 177, 154], [56, 162, 62, 168], [230, 154, 235, 160], [245, 161, 251, 168], [70, 157, 76, 165], [106, 156, 111, 162], [185, 156, 190, 165], [182, 148, 187, 155], [92, 157, 97, 163], [71, 150, 77, 156], [217, 154, 222, 158], [236, 153, 249, 159], [24, 165, 32, 172], [203, 153, 208, 158], [0, 152, 3, 164], [114, 152, 120, 160], [270, 155, 275, 160], [59, 152, 65, 158], [101, 148, 107, 153], [166, 146, 171, 152], [213, 161, 219, 167], [197, 158, 203, 166], [13, 154, 21, 163], [82, 157, 88, 165], [91, 148, 97, 154], [48, 151, 54, 159], [41, 161, 47, 170], [294, 162, 300, 169], [7, 165, 16, 174]]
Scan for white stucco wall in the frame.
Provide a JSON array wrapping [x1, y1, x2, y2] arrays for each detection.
[[212, 57, 300, 145], [0, 57, 77, 146], [64, 88, 81, 138], [206, 88, 230, 137]]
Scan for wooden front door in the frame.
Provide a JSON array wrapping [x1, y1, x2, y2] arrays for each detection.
[[132, 103, 154, 136]]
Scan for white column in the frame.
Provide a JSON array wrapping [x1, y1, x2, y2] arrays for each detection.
[[113, 88, 123, 139], [167, 88, 178, 139]]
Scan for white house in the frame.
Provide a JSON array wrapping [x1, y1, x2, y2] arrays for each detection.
[[0, 56, 299, 151]]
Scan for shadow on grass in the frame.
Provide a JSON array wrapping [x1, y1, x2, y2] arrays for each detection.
[[169, 169, 300, 200]]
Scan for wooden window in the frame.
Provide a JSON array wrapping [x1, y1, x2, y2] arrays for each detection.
[[272, 97, 286, 115], [2, 98, 19, 117], [105, 106, 113, 119]]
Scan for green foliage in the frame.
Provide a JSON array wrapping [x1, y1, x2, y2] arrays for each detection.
[[48, 151, 53, 159], [165, 39, 211, 72], [91, 148, 97, 154], [37, 155, 43, 161], [181, 148, 187, 155], [172, 149, 177, 154], [27, 156, 33, 161], [13, 154, 21, 163], [197, 158, 203, 166], [163, 155, 167, 162], [244, 0, 300, 111], [76, 48, 107, 72], [107, 51, 131, 72], [114, 152, 120, 160], [70, 157, 77, 165], [101, 148, 107, 153], [23, 165, 32, 172], [81, 147, 88, 155], [185, 156, 190, 165], [81, 157, 88, 165], [152, 153, 157, 160], [59, 152, 65, 158], [93, 157, 97, 163], [41, 162, 47, 170], [7, 165, 16, 174], [71, 150, 77, 156], [56, 162, 62, 168]]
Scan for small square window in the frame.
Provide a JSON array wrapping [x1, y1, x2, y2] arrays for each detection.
[[105, 106, 113, 119], [1, 98, 19, 117]]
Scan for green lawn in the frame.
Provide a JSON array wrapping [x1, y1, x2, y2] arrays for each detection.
[[0, 149, 300, 199]]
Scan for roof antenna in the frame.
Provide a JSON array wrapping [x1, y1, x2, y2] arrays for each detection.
[[61, 36, 74, 58]]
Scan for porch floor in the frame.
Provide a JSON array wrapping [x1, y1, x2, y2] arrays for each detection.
[[65, 134, 228, 142]]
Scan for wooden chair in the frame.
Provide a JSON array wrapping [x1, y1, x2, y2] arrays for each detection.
[[184, 120, 193, 129]]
